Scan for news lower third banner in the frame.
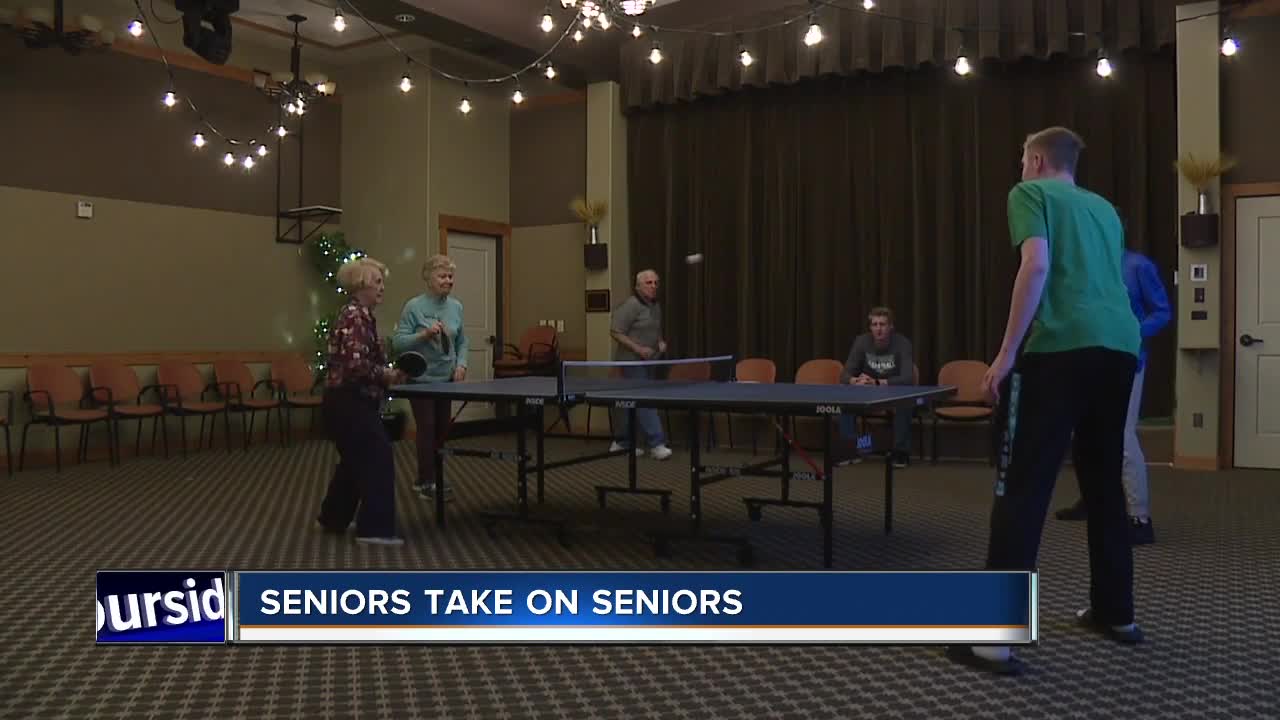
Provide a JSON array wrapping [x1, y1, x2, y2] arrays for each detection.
[[97, 570, 1036, 645]]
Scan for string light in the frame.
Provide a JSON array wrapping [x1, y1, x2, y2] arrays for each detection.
[[631, 24, 642, 38], [545, 63, 557, 79], [1221, 31, 1239, 56], [333, 8, 345, 32], [541, 8, 554, 33], [598, 14, 611, 30], [803, 15, 823, 47], [399, 68, 413, 93], [459, 96, 473, 114], [648, 40, 663, 64], [863, 0, 875, 9], [512, 88, 525, 104], [275, 125, 288, 138], [242, 154, 255, 170], [738, 40, 753, 67], [954, 49, 972, 76], [573, 29, 584, 42], [222, 149, 235, 166], [192, 132, 206, 148], [162, 90, 176, 108], [1095, 49, 1113, 78], [256, 141, 269, 157], [127, 17, 143, 37]]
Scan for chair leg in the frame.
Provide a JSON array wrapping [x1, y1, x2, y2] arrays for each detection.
[[4, 425, 10, 477], [77, 425, 87, 464], [19, 423, 31, 471], [931, 415, 939, 464], [179, 416, 188, 459], [198, 416, 207, 451], [135, 417, 143, 457], [160, 415, 169, 459], [283, 406, 292, 448], [151, 415, 159, 453], [223, 409, 233, 454], [244, 410, 254, 451], [54, 424, 63, 473]]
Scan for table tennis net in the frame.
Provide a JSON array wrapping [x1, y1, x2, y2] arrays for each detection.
[[558, 355, 737, 397]]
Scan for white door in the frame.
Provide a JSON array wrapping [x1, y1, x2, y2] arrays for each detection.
[[1234, 195, 1280, 469], [448, 231, 498, 422]]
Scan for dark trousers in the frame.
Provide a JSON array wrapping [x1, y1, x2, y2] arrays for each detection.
[[411, 397, 451, 489], [987, 347, 1137, 626], [318, 387, 396, 538]]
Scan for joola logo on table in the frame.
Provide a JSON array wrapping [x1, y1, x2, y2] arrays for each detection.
[[814, 405, 842, 414]]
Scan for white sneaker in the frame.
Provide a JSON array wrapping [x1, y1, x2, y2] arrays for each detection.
[[356, 536, 405, 546], [610, 442, 644, 456], [649, 445, 673, 461]]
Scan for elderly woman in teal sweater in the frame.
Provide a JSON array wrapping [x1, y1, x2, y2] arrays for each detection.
[[393, 254, 469, 501]]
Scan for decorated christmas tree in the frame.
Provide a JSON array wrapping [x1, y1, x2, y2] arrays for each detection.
[[304, 231, 366, 378]]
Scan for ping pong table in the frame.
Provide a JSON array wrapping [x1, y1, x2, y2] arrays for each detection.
[[390, 361, 955, 567]]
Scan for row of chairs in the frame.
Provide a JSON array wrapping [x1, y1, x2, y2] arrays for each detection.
[[574, 357, 996, 462], [4, 355, 324, 475]]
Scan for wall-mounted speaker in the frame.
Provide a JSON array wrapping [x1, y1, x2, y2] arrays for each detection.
[[1180, 212, 1219, 248]]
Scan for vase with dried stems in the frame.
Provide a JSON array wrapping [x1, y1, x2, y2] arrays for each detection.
[[571, 197, 609, 244], [1175, 153, 1237, 215]]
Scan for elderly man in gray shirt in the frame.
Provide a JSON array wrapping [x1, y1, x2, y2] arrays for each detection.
[[609, 269, 673, 460]]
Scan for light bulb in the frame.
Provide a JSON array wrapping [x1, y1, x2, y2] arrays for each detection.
[[863, 0, 875, 9], [1096, 57, 1113, 78], [598, 14, 610, 29], [459, 97, 472, 114], [573, 29, 584, 42], [581, 16, 592, 29], [632, 25, 642, 38], [804, 22, 823, 47], [257, 143, 268, 157], [242, 155, 255, 170], [740, 49, 753, 67], [223, 151, 235, 166], [512, 89, 525, 104], [561, 0, 576, 7], [400, 74, 412, 92], [333, 9, 345, 32], [649, 45, 663, 64], [162, 91, 176, 108], [275, 125, 288, 138], [285, 102, 297, 114], [296, 98, 306, 111], [1222, 37, 1238, 56], [540, 13, 553, 32], [127, 18, 143, 37], [954, 55, 972, 76], [192, 132, 206, 148], [545, 64, 557, 79]]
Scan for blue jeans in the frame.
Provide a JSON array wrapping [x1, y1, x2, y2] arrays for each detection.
[[615, 366, 667, 448], [839, 406, 914, 455]]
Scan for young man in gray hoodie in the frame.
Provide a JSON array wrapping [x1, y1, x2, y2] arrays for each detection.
[[838, 306, 915, 468]]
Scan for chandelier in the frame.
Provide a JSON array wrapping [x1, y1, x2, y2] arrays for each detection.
[[558, 0, 655, 16], [1, 1, 114, 54], [252, 14, 336, 118]]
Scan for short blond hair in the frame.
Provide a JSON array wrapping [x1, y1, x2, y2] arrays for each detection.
[[422, 254, 456, 281], [336, 257, 388, 291], [1025, 126, 1086, 174]]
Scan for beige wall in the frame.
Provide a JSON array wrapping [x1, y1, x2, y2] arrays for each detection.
[[428, 71, 512, 231], [1174, 1, 1222, 465], [585, 82, 630, 362], [511, 224, 587, 352], [1221, 15, 1280, 184]]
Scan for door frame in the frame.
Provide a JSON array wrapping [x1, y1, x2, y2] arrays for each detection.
[[1219, 183, 1280, 468], [438, 214, 512, 360]]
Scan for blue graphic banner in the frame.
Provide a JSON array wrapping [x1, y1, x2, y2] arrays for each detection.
[[96, 570, 228, 644], [230, 570, 1036, 645]]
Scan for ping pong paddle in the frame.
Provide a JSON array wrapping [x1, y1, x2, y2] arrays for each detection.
[[395, 351, 428, 378]]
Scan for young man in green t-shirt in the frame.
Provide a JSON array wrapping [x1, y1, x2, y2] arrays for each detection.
[[947, 127, 1144, 676]]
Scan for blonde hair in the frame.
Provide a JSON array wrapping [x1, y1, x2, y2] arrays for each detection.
[[422, 254, 457, 282], [336, 257, 388, 291], [1025, 126, 1086, 174]]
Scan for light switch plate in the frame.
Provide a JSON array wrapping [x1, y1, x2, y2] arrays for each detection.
[[77, 200, 93, 219], [1191, 264, 1208, 282]]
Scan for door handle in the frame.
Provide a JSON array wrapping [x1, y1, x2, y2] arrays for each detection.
[[1240, 334, 1263, 347], [487, 335, 497, 345]]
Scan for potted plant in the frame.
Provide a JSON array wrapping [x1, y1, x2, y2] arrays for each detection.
[[1175, 153, 1236, 215], [572, 197, 610, 269], [1174, 153, 1236, 248]]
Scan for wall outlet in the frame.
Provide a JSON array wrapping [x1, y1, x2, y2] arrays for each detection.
[[76, 200, 93, 219], [1193, 413, 1204, 428]]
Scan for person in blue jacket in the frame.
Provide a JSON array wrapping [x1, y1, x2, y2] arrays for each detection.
[[1056, 247, 1171, 545]]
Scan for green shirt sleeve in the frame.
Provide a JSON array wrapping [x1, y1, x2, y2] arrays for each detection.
[[1008, 182, 1048, 248]]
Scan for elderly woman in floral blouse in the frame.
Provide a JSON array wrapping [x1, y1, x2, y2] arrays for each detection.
[[316, 257, 408, 546]]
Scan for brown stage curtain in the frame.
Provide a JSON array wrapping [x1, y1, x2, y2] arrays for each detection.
[[620, 0, 1177, 111], [627, 50, 1178, 417]]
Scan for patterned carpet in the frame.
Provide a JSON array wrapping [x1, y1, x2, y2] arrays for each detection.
[[2, 433, 1276, 719]]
